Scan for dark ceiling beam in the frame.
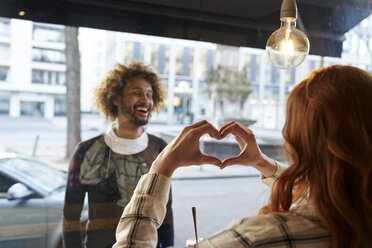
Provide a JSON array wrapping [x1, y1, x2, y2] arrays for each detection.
[[0, 0, 370, 57]]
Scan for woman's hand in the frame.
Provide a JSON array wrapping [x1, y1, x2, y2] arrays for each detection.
[[150, 120, 222, 177], [219, 121, 277, 177]]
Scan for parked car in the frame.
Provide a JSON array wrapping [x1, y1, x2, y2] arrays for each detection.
[[0, 151, 87, 248]]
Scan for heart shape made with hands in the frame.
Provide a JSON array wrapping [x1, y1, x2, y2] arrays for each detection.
[[199, 133, 241, 161], [188, 121, 260, 168], [154, 121, 260, 176]]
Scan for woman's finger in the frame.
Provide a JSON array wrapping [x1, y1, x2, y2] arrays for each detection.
[[220, 122, 245, 139], [219, 121, 236, 134], [201, 154, 222, 166], [220, 154, 245, 169], [192, 121, 221, 140]]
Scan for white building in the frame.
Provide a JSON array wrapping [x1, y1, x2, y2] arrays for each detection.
[[0, 18, 66, 119], [0, 16, 371, 130]]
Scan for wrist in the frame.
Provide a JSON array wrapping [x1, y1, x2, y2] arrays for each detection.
[[149, 160, 174, 178], [253, 154, 277, 178]]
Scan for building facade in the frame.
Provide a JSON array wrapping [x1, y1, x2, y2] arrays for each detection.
[[0, 16, 371, 130], [0, 18, 66, 119]]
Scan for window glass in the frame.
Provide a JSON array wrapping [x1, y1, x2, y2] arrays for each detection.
[[54, 94, 66, 116], [0, 17, 10, 36], [124, 41, 134, 64], [157, 45, 169, 75], [175, 48, 184, 76], [0, 173, 16, 197], [32, 47, 65, 64], [0, 157, 66, 192], [0, 98, 9, 115], [32, 69, 66, 85], [264, 64, 280, 101], [285, 69, 296, 98], [33, 24, 64, 43], [0, 43, 10, 60], [0, 66, 9, 81], [151, 44, 160, 73], [198, 50, 207, 80], [20, 101, 45, 116]]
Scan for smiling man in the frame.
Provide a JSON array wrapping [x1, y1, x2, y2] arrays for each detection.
[[63, 62, 174, 248]]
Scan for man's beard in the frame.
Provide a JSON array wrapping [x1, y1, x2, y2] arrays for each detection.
[[120, 102, 151, 126]]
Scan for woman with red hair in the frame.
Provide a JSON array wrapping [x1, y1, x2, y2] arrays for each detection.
[[114, 65, 372, 248]]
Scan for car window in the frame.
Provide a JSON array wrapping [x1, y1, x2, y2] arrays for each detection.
[[0, 157, 66, 193], [0, 173, 16, 198]]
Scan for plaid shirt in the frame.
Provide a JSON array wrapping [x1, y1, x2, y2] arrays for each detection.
[[114, 164, 331, 248]]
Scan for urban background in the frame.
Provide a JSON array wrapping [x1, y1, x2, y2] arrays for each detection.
[[0, 14, 371, 247]]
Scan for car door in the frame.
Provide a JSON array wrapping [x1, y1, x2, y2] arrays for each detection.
[[0, 173, 47, 248]]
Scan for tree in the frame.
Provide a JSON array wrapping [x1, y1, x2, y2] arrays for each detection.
[[65, 26, 81, 159]]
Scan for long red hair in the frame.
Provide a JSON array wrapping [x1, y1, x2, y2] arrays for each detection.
[[260, 65, 372, 247]]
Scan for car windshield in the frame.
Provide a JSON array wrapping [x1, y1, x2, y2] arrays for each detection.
[[0, 157, 66, 193]]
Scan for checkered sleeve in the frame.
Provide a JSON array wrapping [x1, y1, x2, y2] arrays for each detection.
[[260, 161, 288, 188], [113, 173, 171, 248]]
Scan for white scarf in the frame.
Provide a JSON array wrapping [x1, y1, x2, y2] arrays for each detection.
[[103, 122, 148, 155]]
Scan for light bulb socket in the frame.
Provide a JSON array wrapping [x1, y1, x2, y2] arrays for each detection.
[[280, 0, 297, 21]]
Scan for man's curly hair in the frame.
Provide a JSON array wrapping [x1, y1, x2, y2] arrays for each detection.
[[93, 62, 166, 121]]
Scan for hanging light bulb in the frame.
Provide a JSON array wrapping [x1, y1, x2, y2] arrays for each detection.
[[266, 0, 310, 69]]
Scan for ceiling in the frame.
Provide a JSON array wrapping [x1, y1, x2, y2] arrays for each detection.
[[1, 0, 371, 57]]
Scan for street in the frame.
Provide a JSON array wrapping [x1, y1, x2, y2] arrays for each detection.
[[0, 116, 273, 247]]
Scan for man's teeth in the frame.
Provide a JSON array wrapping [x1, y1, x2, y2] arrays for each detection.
[[137, 107, 148, 112]]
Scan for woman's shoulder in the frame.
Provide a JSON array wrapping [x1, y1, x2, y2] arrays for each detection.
[[225, 208, 330, 247]]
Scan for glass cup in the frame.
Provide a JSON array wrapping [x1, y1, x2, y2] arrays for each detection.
[[186, 238, 203, 246]]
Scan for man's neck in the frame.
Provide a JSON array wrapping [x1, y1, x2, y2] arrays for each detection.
[[114, 120, 145, 139]]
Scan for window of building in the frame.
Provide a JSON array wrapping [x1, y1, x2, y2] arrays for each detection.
[[123, 41, 145, 63], [133, 42, 144, 61], [198, 50, 207, 79], [182, 48, 194, 77], [32, 47, 65, 64], [243, 54, 260, 83], [124, 42, 134, 64], [54, 94, 66, 116], [0, 18, 10, 36], [285, 69, 296, 98], [0, 43, 10, 60], [0, 98, 9, 115], [243, 54, 261, 101], [20, 101, 45, 117], [157, 45, 169, 75], [175, 48, 184, 76], [264, 65, 280, 101], [32, 69, 66, 85], [0, 66, 10, 81], [151, 44, 160, 73], [33, 24, 64, 43]]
